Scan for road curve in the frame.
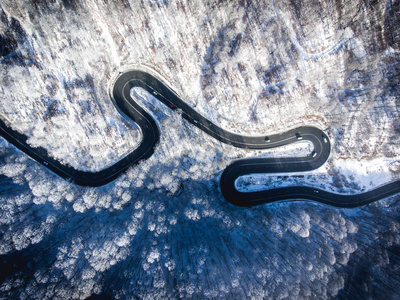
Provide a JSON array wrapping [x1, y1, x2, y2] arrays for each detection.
[[0, 69, 399, 207]]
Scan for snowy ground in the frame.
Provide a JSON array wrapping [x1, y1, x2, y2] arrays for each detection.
[[1, 0, 400, 299]]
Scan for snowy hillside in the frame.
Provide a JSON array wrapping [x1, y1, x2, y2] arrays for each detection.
[[0, 0, 400, 299]]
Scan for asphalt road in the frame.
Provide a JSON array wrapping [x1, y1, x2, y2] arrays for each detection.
[[1, 69, 399, 207]]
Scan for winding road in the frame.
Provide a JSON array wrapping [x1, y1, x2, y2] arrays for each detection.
[[1, 70, 399, 207]]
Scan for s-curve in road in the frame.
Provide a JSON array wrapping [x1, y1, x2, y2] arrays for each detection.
[[1, 69, 399, 207]]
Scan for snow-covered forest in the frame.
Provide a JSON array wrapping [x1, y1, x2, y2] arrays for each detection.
[[1, 0, 400, 298]]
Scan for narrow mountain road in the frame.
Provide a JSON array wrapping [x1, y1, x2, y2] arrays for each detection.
[[1, 69, 399, 207]]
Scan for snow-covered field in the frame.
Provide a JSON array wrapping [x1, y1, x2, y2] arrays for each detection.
[[0, 0, 399, 298]]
